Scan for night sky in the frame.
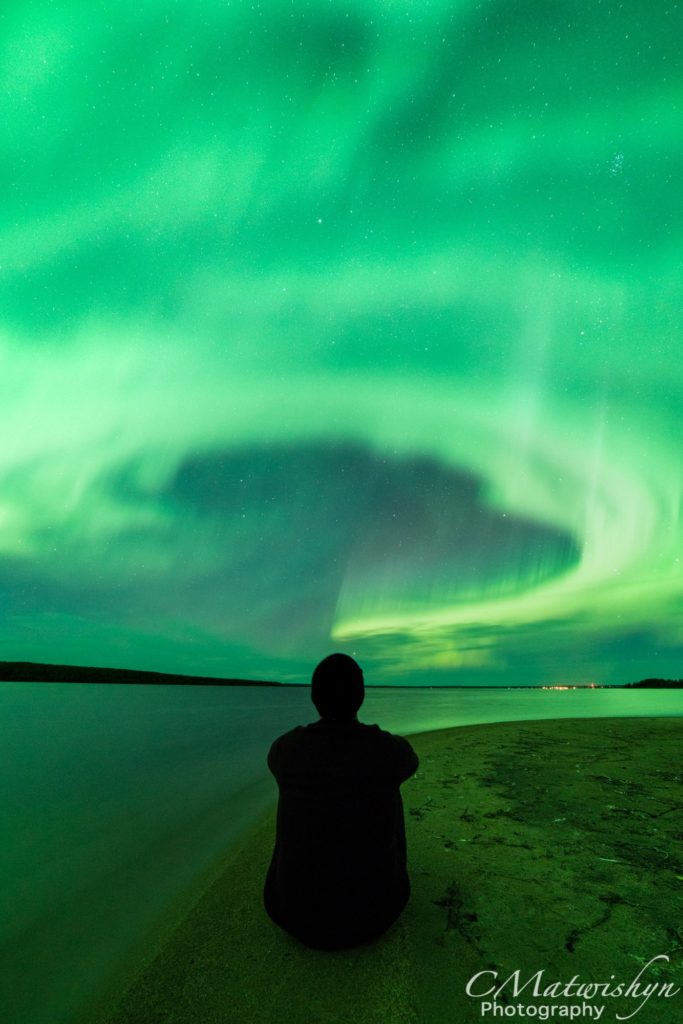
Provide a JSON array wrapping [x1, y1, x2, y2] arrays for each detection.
[[2, 1, 681, 685]]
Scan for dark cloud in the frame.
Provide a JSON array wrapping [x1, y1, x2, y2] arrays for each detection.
[[2, 442, 580, 666]]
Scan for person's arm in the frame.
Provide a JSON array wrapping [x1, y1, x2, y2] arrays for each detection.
[[267, 736, 282, 779], [393, 734, 419, 783], [267, 728, 301, 780]]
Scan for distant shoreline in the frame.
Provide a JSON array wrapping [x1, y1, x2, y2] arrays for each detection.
[[0, 661, 679, 688], [0, 661, 281, 687]]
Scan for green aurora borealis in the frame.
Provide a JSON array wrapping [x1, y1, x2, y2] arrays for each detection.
[[1, 0, 682, 685]]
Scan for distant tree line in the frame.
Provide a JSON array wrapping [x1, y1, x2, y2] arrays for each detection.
[[623, 678, 682, 689], [0, 661, 280, 686]]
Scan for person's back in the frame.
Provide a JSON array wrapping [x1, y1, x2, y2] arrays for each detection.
[[263, 654, 419, 950]]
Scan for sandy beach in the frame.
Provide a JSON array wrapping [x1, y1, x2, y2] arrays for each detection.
[[87, 716, 682, 1024]]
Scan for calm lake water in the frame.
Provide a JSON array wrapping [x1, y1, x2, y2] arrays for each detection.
[[1, 682, 681, 1024]]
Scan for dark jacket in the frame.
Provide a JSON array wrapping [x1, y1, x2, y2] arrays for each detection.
[[263, 717, 419, 949]]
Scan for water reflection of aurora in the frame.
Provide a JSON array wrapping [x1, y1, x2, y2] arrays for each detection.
[[1, 1, 681, 685]]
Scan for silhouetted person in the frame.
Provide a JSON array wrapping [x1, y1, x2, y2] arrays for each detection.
[[263, 653, 419, 950]]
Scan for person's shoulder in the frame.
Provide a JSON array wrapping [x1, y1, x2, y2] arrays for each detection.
[[357, 721, 382, 734], [359, 722, 413, 751], [267, 724, 309, 775], [270, 724, 306, 750], [268, 724, 306, 757], [359, 721, 404, 742], [355, 721, 418, 778]]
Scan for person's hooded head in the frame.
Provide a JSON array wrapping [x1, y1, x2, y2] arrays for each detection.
[[311, 653, 364, 721]]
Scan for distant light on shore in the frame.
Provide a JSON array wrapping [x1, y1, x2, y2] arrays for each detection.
[[541, 683, 599, 690]]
